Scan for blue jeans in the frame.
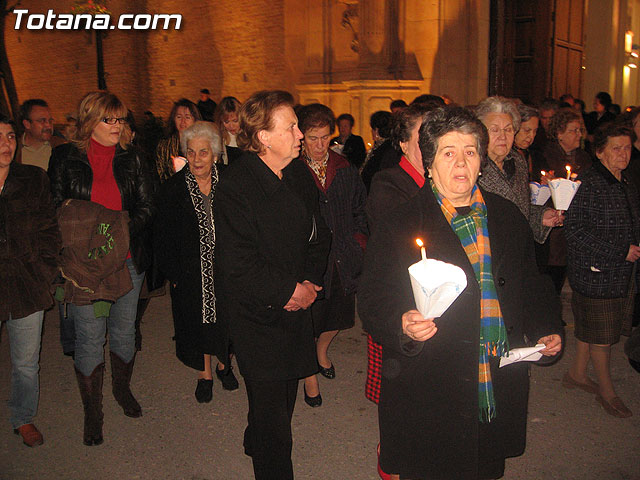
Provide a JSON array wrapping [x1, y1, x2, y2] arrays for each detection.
[[70, 259, 145, 376], [5, 310, 44, 429]]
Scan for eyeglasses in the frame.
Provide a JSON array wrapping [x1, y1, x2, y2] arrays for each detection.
[[488, 126, 515, 136], [564, 127, 583, 135], [102, 117, 127, 125]]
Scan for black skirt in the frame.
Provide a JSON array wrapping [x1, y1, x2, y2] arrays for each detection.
[[310, 266, 355, 337]]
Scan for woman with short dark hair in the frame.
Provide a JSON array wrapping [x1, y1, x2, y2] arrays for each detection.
[[539, 108, 592, 293], [361, 110, 397, 192], [331, 113, 367, 169], [564, 122, 637, 418], [216, 90, 331, 479], [359, 106, 562, 479], [296, 103, 367, 408]]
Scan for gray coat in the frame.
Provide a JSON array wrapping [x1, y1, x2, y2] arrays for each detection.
[[479, 150, 551, 244]]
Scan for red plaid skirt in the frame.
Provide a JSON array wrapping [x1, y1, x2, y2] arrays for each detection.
[[365, 334, 383, 403]]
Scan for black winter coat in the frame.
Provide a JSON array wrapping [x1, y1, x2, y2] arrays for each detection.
[[300, 151, 367, 295], [358, 186, 563, 479], [566, 160, 640, 298], [153, 169, 229, 371], [215, 152, 331, 381], [48, 143, 156, 273]]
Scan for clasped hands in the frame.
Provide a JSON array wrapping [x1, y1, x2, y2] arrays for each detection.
[[284, 280, 322, 311]]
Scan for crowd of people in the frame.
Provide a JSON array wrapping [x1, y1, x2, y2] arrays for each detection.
[[1, 86, 639, 480]]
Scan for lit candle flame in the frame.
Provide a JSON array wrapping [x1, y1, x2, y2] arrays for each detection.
[[541, 170, 546, 176], [566, 165, 571, 180], [415, 238, 427, 262]]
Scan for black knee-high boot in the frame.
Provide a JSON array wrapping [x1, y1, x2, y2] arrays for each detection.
[[110, 351, 142, 418], [75, 363, 104, 446]]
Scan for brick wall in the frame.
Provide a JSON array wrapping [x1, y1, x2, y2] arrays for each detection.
[[5, 0, 293, 124]]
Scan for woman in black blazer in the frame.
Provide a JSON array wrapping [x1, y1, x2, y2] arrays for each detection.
[[215, 91, 331, 480]]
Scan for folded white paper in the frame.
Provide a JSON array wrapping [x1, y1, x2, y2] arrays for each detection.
[[499, 344, 546, 367], [548, 178, 581, 211], [529, 182, 551, 206], [408, 259, 467, 319]]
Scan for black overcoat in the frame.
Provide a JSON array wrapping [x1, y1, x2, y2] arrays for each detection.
[[215, 152, 331, 381], [153, 169, 229, 371], [300, 152, 367, 295], [358, 186, 563, 479]]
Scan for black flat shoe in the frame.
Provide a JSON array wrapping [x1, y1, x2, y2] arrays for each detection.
[[216, 366, 239, 391], [303, 385, 322, 408], [318, 363, 335, 379], [195, 379, 213, 403]]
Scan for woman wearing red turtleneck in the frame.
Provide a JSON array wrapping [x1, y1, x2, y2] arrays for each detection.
[[48, 92, 155, 446]]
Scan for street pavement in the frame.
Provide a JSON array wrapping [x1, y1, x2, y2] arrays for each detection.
[[1, 286, 638, 479]]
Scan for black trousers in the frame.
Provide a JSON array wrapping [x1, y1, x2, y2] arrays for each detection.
[[243, 377, 299, 480]]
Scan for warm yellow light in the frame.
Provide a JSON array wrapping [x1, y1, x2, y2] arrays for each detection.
[[625, 31, 634, 53], [415, 238, 424, 248]]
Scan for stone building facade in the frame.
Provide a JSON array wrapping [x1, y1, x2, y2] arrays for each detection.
[[5, 0, 488, 143]]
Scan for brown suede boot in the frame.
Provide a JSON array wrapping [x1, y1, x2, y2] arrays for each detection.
[[110, 351, 142, 418], [74, 363, 104, 446]]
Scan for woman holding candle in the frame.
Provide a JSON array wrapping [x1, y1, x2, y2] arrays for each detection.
[[564, 122, 637, 418], [358, 106, 563, 479], [215, 90, 331, 479], [295, 103, 368, 408], [476, 97, 562, 245], [538, 108, 592, 294]]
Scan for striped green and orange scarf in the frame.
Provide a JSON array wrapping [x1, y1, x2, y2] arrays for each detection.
[[431, 182, 509, 422]]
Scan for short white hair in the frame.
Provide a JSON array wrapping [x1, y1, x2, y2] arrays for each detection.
[[181, 121, 222, 156], [475, 96, 521, 132]]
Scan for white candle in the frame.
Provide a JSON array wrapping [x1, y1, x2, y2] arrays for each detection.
[[566, 165, 571, 179], [416, 238, 427, 262]]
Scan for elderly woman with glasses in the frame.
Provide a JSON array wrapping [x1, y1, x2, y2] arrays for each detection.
[[536, 108, 592, 294], [476, 97, 563, 245], [358, 106, 562, 479], [154, 122, 236, 404], [48, 91, 155, 446]]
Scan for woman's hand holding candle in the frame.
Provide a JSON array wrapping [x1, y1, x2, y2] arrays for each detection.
[[402, 309, 437, 342]]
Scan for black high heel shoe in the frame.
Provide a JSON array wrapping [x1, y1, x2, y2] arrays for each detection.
[[303, 385, 322, 407], [318, 363, 335, 379]]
